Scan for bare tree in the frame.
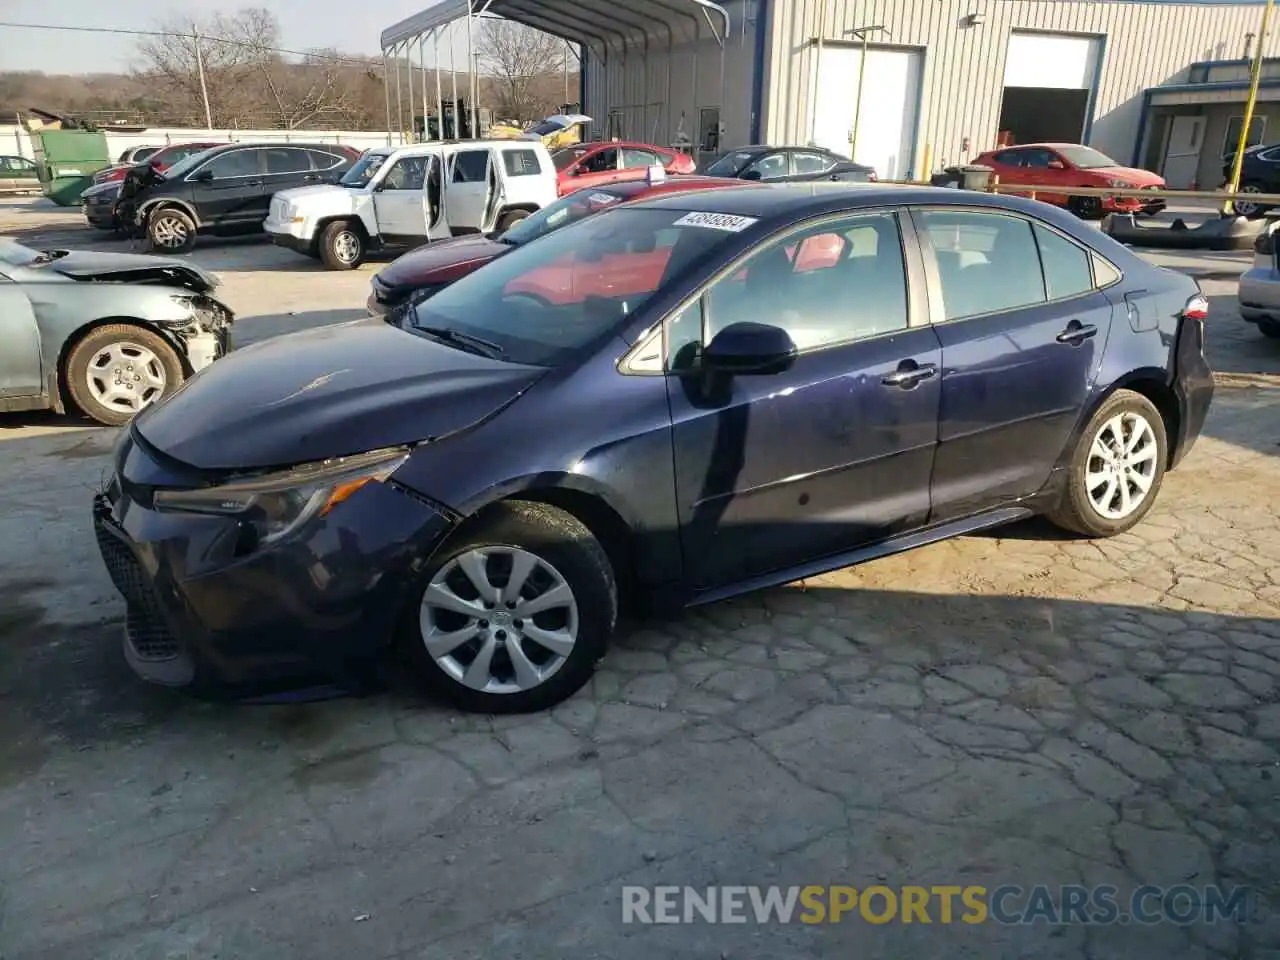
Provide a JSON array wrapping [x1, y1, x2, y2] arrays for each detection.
[[476, 20, 568, 123], [135, 8, 278, 126]]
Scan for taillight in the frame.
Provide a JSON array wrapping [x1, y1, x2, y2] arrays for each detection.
[[1181, 293, 1209, 322]]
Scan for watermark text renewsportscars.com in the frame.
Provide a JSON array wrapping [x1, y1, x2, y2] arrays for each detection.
[[621, 885, 1254, 926]]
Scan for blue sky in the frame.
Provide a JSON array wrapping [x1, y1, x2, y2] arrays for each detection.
[[0, 0, 475, 74]]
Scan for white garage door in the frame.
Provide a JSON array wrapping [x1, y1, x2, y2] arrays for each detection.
[[810, 46, 921, 180], [1004, 32, 1100, 89]]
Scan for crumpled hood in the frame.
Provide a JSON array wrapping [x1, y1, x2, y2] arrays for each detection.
[[50, 250, 219, 292], [376, 235, 507, 291], [132, 316, 546, 470], [1097, 165, 1164, 187]]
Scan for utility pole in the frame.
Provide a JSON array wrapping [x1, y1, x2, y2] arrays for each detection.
[[1224, 0, 1275, 213], [849, 25, 888, 163], [192, 26, 213, 130]]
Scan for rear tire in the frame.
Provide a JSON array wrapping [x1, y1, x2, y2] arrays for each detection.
[[64, 324, 185, 426], [319, 220, 364, 270], [1048, 389, 1168, 538], [1231, 181, 1268, 218], [398, 501, 617, 714]]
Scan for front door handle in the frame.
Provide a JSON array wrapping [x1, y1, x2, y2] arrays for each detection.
[[882, 361, 938, 388], [1057, 321, 1098, 345]]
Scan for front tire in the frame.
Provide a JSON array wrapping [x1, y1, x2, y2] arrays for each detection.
[[399, 501, 617, 713], [146, 207, 197, 253], [1258, 319, 1280, 339], [64, 324, 184, 426], [1048, 389, 1168, 538], [319, 220, 364, 270], [496, 209, 530, 232], [1067, 195, 1104, 220]]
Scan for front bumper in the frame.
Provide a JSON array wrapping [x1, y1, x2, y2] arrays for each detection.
[[92, 431, 453, 691], [267, 230, 315, 255]]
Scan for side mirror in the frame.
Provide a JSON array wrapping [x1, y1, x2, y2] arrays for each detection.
[[568, 166, 582, 176], [741, 169, 763, 181], [1048, 160, 1066, 170], [193, 169, 214, 182], [702, 322, 797, 375]]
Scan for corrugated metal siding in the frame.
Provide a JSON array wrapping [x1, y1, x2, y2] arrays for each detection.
[[582, 0, 761, 149], [762, 0, 1280, 170]]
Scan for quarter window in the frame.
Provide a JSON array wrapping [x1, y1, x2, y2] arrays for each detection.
[[306, 149, 346, 171], [1034, 224, 1093, 300], [451, 150, 490, 183], [920, 210, 1046, 320], [203, 150, 259, 179], [684, 213, 909, 363], [502, 149, 542, 176]]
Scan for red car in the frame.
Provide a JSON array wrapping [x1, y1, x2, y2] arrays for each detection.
[[368, 174, 747, 314], [92, 141, 227, 185], [972, 143, 1165, 219], [550, 140, 697, 196]]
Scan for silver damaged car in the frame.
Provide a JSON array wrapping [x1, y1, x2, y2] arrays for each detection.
[[0, 238, 233, 425]]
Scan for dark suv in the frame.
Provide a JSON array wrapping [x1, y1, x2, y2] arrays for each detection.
[[118, 142, 362, 252]]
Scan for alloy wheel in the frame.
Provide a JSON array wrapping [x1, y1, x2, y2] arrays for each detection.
[[1234, 183, 1262, 217], [85, 342, 167, 413], [1085, 412, 1159, 520], [151, 216, 188, 248], [419, 546, 579, 694]]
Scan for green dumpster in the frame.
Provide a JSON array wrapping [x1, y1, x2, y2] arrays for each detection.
[[28, 129, 111, 206]]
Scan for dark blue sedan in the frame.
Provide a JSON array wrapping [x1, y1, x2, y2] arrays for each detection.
[[93, 184, 1214, 713]]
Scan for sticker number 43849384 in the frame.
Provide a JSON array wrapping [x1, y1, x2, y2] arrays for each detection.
[[672, 211, 759, 232]]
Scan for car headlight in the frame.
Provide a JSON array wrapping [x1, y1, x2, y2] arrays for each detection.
[[153, 446, 411, 547]]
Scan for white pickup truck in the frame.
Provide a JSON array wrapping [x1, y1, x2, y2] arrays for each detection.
[[264, 140, 558, 270]]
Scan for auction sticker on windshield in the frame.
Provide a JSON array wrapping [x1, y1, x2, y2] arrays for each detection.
[[588, 193, 621, 205], [672, 211, 758, 232]]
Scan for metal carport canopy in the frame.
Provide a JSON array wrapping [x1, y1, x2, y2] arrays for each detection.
[[379, 0, 732, 141]]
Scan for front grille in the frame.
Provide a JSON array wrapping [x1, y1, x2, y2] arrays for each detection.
[[94, 515, 180, 662]]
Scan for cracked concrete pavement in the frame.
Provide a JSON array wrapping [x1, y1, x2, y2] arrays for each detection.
[[2, 199, 1280, 959]]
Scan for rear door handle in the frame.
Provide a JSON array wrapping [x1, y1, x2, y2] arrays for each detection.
[[1057, 321, 1098, 345], [882, 361, 938, 388]]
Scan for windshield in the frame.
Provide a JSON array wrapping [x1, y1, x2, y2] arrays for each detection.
[[501, 188, 629, 246], [1057, 146, 1118, 169], [703, 151, 754, 176], [411, 207, 742, 366], [161, 148, 220, 180], [340, 152, 388, 186], [552, 146, 590, 171]]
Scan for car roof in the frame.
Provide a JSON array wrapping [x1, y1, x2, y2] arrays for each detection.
[[997, 143, 1084, 150], [576, 176, 743, 201], [628, 181, 1067, 218]]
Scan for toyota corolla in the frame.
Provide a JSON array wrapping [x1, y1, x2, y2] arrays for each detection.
[[93, 185, 1213, 713]]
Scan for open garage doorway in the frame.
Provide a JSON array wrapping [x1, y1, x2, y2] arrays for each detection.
[[997, 32, 1100, 147]]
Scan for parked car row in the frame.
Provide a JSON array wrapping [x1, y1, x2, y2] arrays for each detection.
[[76, 157, 1214, 712]]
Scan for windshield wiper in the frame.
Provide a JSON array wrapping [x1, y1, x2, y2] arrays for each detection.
[[414, 324, 505, 359]]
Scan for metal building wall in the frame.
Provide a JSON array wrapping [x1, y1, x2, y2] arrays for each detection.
[[581, 0, 762, 149], [762, 0, 1280, 171]]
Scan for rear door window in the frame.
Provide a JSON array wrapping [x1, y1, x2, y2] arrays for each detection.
[[620, 148, 659, 169], [451, 150, 491, 183], [264, 148, 312, 175], [502, 149, 542, 176], [792, 151, 834, 175], [919, 210, 1047, 320], [306, 149, 347, 171]]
